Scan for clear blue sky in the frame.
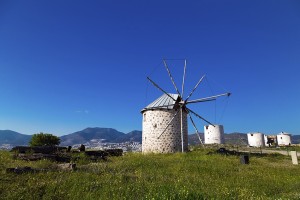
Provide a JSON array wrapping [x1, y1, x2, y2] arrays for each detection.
[[0, 0, 299, 136]]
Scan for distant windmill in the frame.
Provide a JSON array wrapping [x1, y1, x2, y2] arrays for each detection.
[[141, 59, 231, 153]]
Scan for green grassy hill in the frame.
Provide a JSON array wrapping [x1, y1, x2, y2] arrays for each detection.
[[0, 148, 299, 199]]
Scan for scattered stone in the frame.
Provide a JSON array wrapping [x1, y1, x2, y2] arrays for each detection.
[[56, 163, 76, 171], [15, 153, 56, 161], [67, 146, 72, 152], [84, 150, 108, 161], [11, 146, 67, 154], [240, 155, 250, 164], [212, 148, 239, 156], [291, 151, 298, 165], [6, 163, 76, 174], [105, 149, 123, 156], [14, 153, 71, 162], [6, 166, 40, 174], [78, 144, 85, 152]]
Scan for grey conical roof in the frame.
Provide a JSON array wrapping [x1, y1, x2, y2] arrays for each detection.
[[141, 93, 180, 112]]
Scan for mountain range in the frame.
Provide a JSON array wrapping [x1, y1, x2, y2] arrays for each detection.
[[60, 128, 142, 146], [1, 128, 299, 146], [0, 128, 144, 146], [0, 130, 32, 146]]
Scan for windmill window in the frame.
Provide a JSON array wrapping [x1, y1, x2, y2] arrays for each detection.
[[251, 134, 253, 136]]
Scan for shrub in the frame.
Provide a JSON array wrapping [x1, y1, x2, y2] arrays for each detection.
[[29, 132, 60, 147]]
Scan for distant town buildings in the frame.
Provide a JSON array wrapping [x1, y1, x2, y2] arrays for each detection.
[[72, 139, 142, 152], [0, 140, 142, 152], [0, 144, 13, 150]]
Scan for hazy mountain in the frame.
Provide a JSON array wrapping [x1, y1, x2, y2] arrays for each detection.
[[0, 130, 32, 146], [60, 127, 126, 146], [188, 133, 204, 145], [115, 130, 143, 143], [223, 132, 248, 145], [188, 132, 248, 145], [292, 135, 300, 144], [60, 128, 143, 146]]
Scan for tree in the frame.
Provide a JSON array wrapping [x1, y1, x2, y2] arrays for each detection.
[[29, 132, 60, 147]]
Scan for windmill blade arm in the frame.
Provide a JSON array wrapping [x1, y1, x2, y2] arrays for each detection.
[[188, 113, 203, 145], [147, 77, 176, 101], [187, 98, 216, 104], [181, 59, 187, 98], [163, 60, 181, 96], [185, 75, 206, 102], [186, 92, 231, 104], [187, 108, 215, 126], [157, 109, 180, 139], [188, 113, 199, 133]]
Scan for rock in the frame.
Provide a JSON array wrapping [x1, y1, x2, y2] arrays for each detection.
[[78, 144, 85, 152], [11, 146, 67, 154], [56, 163, 76, 171], [6, 166, 39, 174], [105, 149, 123, 156]]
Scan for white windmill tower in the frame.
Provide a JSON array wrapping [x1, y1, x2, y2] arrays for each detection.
[[141, 59, 231, 153]]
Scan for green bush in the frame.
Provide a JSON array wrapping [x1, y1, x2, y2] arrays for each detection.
[[29, 132, 60, 147]]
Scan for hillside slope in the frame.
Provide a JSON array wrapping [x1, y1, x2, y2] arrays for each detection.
[[0, 130, 32, 146], [60, 127, 126, 146]]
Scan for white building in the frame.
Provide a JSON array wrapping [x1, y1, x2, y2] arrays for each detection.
[[277, 132, 291, 146], [247, 132, 265, 147], [204, 125, 224, 144], [141, 94, 188, 153]]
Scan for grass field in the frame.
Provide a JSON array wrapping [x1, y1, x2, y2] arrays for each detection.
[[0, 148, 300, 199]]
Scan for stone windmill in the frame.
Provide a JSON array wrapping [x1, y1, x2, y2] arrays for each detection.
[[141, 59, 230, 153]]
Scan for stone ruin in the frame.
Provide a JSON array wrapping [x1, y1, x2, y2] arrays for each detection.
[[7, 146, 123, 174]]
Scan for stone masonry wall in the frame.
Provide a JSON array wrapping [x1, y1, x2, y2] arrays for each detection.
[[142, 109, 188, 153]]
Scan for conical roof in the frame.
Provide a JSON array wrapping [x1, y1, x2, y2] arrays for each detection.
[[141, 93, 180, 112]]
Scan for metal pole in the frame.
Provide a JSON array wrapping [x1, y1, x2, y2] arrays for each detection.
[[181, 107, 184, 152]]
